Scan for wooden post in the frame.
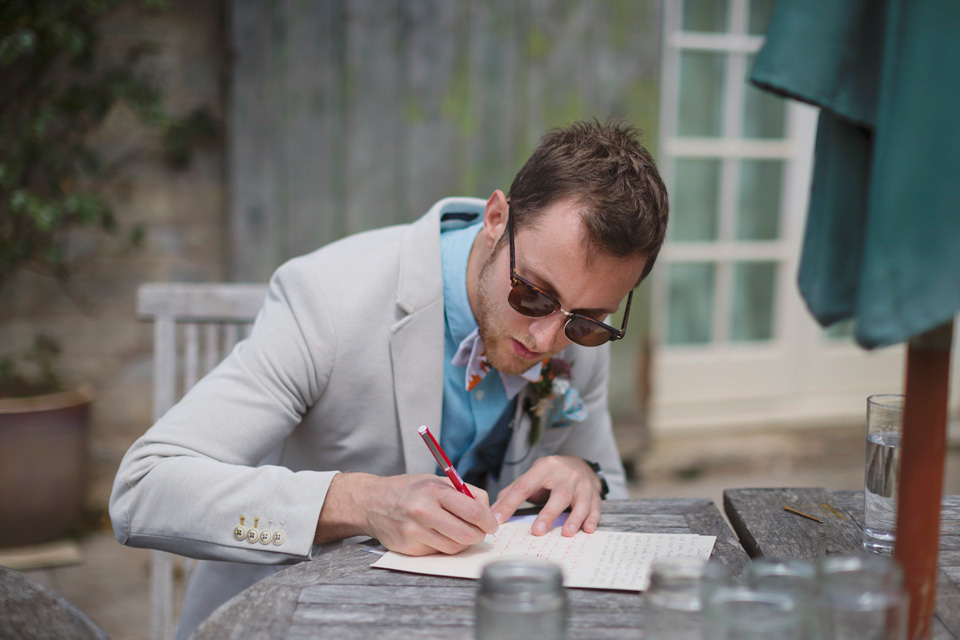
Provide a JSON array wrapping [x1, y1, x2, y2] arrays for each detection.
[[895, 321, 954, 640]]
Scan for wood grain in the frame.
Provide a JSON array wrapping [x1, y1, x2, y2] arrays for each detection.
[[724, 488, 960, 640], [193, 498, 743, 639], [227, 0, 664, 283]]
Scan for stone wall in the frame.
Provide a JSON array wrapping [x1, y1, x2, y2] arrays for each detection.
[[0, 0, 227, 514]]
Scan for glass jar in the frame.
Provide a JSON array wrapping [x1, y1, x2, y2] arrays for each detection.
[[741, 557, 818, 637], [703, 585, 805, 639], [816, 554, 907, 640], [645, 557, 731, 640], [475, 560, 568, 640]]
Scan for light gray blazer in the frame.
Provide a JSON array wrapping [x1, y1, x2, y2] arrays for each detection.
[[109, 197, 628, 637]]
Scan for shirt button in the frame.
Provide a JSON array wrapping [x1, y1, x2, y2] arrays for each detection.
[[475, 390, 484, 401]]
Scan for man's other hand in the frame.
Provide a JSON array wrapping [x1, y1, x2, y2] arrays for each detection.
[[490, 455, 602, 538]]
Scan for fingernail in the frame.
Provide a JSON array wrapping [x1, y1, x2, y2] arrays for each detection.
[[494, 511, 504, 524], [534, 522, 546, 535]]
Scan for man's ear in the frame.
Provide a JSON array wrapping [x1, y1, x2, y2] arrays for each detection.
[[481, 190, 509, 249]]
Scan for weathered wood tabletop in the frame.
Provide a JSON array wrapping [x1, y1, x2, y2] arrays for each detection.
[[724, 487, 960, 640], [192, 498, 749, 640], [0, 566, 110, 640]]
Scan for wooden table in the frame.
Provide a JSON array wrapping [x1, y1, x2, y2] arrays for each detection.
[[724, 487, 960, 640], [192, 498, 748, 639], [0, 566, 110, 640]]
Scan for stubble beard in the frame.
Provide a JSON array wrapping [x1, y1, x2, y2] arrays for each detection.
[[474, 254, 548, 377]]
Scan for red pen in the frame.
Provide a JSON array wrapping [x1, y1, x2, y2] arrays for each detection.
[[418, 425, 475, 498]]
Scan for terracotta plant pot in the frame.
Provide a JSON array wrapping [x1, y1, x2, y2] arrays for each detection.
[[0, 385, 94, 547]]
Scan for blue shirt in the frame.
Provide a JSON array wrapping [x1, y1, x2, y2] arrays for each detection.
[[439, 221, 514, 478]]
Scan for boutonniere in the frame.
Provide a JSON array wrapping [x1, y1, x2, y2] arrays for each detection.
[[524, 357, 587, 445]]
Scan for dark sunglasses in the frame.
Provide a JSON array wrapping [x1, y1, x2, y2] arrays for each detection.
[[507, 213, 632, 347]]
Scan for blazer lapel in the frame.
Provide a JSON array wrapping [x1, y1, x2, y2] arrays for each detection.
[[391, 208, 445, 474], [391, 305, 444, 474], [390, 197, 488, 475]]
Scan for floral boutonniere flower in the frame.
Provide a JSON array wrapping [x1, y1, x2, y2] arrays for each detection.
[[524, 356, 587, 446]]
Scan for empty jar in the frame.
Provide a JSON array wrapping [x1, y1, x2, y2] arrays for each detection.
[[475, 560, 568, 640], [645, 557, 731, 640]]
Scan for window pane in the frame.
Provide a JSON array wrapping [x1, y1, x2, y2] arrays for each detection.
[[678, 51, 726, 137], [748, 0, 777, 35], [743, 86, 786, 139], [671, 159, 721, 241], [737, 159, 782, 240], [666, 262, 715, 345], [731, 261, 777, 342], [682, 0, 729, 32], [743, 54, 787, 138]]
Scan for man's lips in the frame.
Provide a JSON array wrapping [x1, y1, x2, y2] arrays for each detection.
[[511, 338, 542, 360]]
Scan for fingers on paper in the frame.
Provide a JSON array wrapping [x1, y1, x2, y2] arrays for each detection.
[[492, 456, 601, 536], [490, 456, 564, 525], [561, 485, 601, 535]]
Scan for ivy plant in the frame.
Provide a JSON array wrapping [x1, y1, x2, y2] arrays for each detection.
[[0, 0, 217, 397]]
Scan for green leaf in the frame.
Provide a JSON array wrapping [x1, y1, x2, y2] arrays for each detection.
[[0, 29, 37, 67]]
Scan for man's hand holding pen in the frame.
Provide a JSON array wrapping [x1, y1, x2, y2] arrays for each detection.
[[314, 472, 498, 556], [314, 426, 604, 556]]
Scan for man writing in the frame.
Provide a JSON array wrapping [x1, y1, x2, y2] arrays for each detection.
[[110, 119, 668, 637]]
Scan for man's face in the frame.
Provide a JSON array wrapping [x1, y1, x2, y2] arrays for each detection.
[[472, 196, 647, 376]]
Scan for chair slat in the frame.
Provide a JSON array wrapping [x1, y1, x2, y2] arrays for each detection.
[[222, 324, 239, 355], [203, 324, 219, 375], [138, 283, 267, 321], [153, 318, 177, 421], [184, 324, 200, 392]]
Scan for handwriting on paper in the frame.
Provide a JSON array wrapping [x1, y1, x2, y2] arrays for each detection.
[[371, 520, 716, 591]]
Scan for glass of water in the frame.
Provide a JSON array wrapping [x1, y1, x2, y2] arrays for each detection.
[[863, 393, 904, 554]]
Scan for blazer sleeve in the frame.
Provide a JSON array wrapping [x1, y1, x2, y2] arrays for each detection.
[[109, 259, 343, 564]]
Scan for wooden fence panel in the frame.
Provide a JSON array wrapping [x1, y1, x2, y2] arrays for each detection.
[[227, 0, 663, 423], [229, 0, 662, 281]]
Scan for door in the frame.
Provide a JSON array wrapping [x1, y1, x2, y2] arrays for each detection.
[[651, 0, 908, 433]]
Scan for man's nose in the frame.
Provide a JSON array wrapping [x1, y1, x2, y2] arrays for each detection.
[[527, 312, 567, 353]]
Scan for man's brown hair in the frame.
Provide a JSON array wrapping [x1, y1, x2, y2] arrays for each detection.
[[506, 119, 669, 281]]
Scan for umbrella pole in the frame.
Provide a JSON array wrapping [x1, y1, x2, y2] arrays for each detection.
[[895, 321, 953, 640]]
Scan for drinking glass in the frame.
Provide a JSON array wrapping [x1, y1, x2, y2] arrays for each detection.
[[816, 554, 908, 640], [863, 393, 904, 554], [703, 584, 805, 639], [475, 560, 567, 640], [644, 557, 731, 640], [741, 558, 818, 638]]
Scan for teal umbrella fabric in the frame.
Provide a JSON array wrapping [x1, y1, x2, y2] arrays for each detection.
[[749, 0, 960, 349]]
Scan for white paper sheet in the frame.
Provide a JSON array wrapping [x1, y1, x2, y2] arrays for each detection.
[[371, 521, 716, 591]]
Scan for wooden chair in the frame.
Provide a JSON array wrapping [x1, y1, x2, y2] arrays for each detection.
[[136, 282, 268, 640]]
